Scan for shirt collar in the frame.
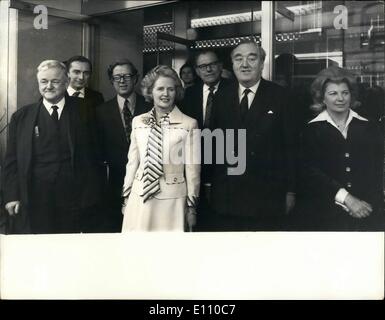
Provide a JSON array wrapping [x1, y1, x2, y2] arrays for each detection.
[[43, 97, 65, 111], [203, 81, 220, 93], [146, 106, 183, 125], [117, 92, 136, 111], [238, 80, 260, 97], [67, 86, 85, 97], [309, 109, 368, 127]]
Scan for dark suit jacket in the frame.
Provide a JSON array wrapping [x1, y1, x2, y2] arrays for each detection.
[[296, 116, 384, 231], [210, 79, 296, 219], [84, 87, 105, 107], [2, 96, 102, 233], [95, 94, 150, 197], [66, 87, 104, 106], [180, 78, 232, 129], [180, 78, 232, 186]]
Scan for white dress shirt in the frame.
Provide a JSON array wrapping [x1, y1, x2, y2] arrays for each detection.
[[117, 93, 136, 126], [238, 80, 261, 108], [43, 97, 66, 119], [67, 86, 85, 98], [202, 82, 220, 123]]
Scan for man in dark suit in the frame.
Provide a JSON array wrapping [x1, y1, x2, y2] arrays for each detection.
[[66, 55, 107, 233], [66, 55, 104, 106], [180, 50, 231, 231], [95, 59, 150, 232], [210, 40, 296, 231], [181, 50, 231, 129], [2, 60, 102, 234]]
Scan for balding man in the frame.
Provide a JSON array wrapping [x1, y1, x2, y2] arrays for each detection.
[[2, 60, 102, 234]]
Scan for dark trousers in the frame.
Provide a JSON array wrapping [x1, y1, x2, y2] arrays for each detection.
[[195, 185, 213, 231], [101, 192, 123, 233], [30, 163, 82, 234]]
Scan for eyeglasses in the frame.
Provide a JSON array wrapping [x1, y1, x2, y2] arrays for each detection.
[[112, 74, 136, 82], [196, 61, 219, 71]]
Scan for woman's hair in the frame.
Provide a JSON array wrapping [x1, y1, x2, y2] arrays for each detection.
[[179, 63, 197, 79], [141, 65, 184, 102], [310, 66, 360, 113]]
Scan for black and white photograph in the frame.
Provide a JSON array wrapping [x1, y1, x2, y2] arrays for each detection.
[[0, 0, 384, 303]]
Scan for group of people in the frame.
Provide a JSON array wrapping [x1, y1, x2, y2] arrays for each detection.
[[1, 40, 384, 234]]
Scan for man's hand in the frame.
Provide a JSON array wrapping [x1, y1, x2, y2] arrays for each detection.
[[344, 193, 372, 218], [185, 206, 197, 232], [5, 201, 20, 216]]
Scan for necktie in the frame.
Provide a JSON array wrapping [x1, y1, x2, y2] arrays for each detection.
[[239, 88, 251, 122], [51, 105, 59, 124], [72, 91, 81, 97], [142, 111, 170, 202], [122, 99, 133, 141], [204, 86, 216, 128]]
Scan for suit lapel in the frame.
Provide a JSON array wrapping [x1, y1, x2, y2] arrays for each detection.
[[111, 97, 129, 146], [227, 83, 242, 128], [244, 79, 270, 127], [20, 102, 41, 176], [134, 94, 147, 116], [197, 84, 204, 127], [65, 97, 76, 167]]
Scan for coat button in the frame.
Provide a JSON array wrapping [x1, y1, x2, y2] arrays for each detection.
[[345, 153, 350, 158], [346, 167, 351, 172], [251, 151, 255, 156], [347, 182, 352, 188]]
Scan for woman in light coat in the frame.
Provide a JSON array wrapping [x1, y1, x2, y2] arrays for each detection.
[[121, 65, 200, 231]]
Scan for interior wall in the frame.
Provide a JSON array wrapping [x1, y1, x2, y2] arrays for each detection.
[[17, 11, 83, 107], [21, 0, 82, 13], [95, 10, 144, 100]]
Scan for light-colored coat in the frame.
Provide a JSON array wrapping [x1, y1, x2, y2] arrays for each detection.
[[122, 106, 201, 202]]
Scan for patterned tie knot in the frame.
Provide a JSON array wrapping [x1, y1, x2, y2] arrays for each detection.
[[72, 91, 80, 97], [51, 105, 58, 111], [209, 86, 215, 93]]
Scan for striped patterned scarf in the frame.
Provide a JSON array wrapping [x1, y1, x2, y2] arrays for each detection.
[[142, 108, 170, 202]]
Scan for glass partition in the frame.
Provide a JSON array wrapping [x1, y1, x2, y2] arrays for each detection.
[[274, 1, 384, 126]]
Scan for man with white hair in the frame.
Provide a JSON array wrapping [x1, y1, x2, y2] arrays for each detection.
[[2, 60, 102, 234]]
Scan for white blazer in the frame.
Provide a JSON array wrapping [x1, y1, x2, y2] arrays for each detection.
[[122, 106, 201, 201]]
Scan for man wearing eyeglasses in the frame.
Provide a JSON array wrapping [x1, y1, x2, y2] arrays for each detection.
[[181, 50, 231, 129], [180, 50, 231, 231], [95, 59, 150, 232], [209, 40, 297, 231]]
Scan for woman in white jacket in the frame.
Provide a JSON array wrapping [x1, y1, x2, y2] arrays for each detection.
[[121, 65, 201, 232]]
